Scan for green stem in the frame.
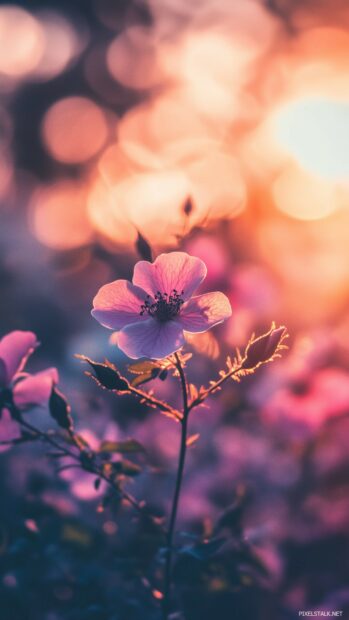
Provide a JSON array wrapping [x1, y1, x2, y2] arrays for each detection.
[[162, 353, 189, 619]]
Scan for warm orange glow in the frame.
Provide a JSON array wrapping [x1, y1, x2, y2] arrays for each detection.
[[1, 0, 348, 340], [87, 176, 136, 247], [42, 97, 108, 164], [117, 95, 216, 169], [98, 169, 190, 244], [166, 31, 256, 123], [272, 164, 339, 221], [29, 180, 93, 249], [257, 213, 349, 323]]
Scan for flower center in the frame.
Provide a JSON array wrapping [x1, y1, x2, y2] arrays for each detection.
[[140, 289, 184, 322]]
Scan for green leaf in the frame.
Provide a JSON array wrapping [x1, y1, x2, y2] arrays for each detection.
[[49, 387, 73, 431], [99, 439, 146, 454], [76, 355, 130, 391], [131, 368, 160, 387], [128, 360, 160, 375], [128, 360, 162, 386]]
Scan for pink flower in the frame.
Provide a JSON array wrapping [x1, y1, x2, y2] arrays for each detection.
[[91, 252, 232, 359], [264, 367, 349, 430], [0, 330, 58, 412]]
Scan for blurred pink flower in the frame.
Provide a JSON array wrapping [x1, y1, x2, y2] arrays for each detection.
[[264, 367, 349, 429], [0, 331, 58, 445], [92, 252, 232, 359], [60, 425, 118, 500], [185, 236, 228, 287]]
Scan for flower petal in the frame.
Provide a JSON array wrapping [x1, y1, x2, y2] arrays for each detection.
[[0, 331, 38, 386], [116, 319, 184, 359], [179, 292, 232, 333], [132, 252, 207, 301], [13, 367, 58, 410], [91, 280, 150, 330]]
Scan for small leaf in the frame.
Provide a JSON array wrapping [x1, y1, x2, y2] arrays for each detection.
[[129, 361, 160, 385], [49, 387, 73, 431], [99, 439, 146, 454], [158, 369, 168, 381], [241, 324, 288, 370], [188, 383, 198, 401], [94, 478, 101, 491], [76, 355, 130, 391], [131, 368, 160, 387], [186, 433, 200, 447], [128, 360, 160, 375], [135, 229, 153, 262]]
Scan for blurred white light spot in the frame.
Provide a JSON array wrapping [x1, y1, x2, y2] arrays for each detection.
[[274, 97, 349, 181], [0, 6, 44, 78]]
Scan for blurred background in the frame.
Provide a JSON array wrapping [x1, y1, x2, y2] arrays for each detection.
[[1, 0, 349, 618]]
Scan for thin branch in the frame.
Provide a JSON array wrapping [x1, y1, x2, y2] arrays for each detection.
[[127, 384, 183, 421], [162, 352, 190, 619], [188, 364, 242, 411], [16, 416, 161, 529]]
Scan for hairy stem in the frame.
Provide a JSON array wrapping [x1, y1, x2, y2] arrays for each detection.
[[162, 353, 189, 619], [127, 385, 183, 421], [188, 363, 243, 411]]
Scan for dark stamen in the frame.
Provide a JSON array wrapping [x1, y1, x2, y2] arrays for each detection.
[[140, 289, 184, 322]]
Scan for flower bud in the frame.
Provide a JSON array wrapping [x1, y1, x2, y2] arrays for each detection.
[[242, 324, 287, 370]]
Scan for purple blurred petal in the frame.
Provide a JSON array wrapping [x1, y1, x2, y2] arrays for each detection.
[[179, 292, 232, 333], [116, 318, 184, 359], [132, 252, 207, 301], [0, 409, 21, 452], [0, 331, 38, 386], [13, 367, 58, 410], [91, 279, 150, 330]]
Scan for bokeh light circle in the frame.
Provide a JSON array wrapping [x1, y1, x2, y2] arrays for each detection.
[[30, 180, 93, 249], [0, 6, 44, 78], [42, 97, 108, 164]]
